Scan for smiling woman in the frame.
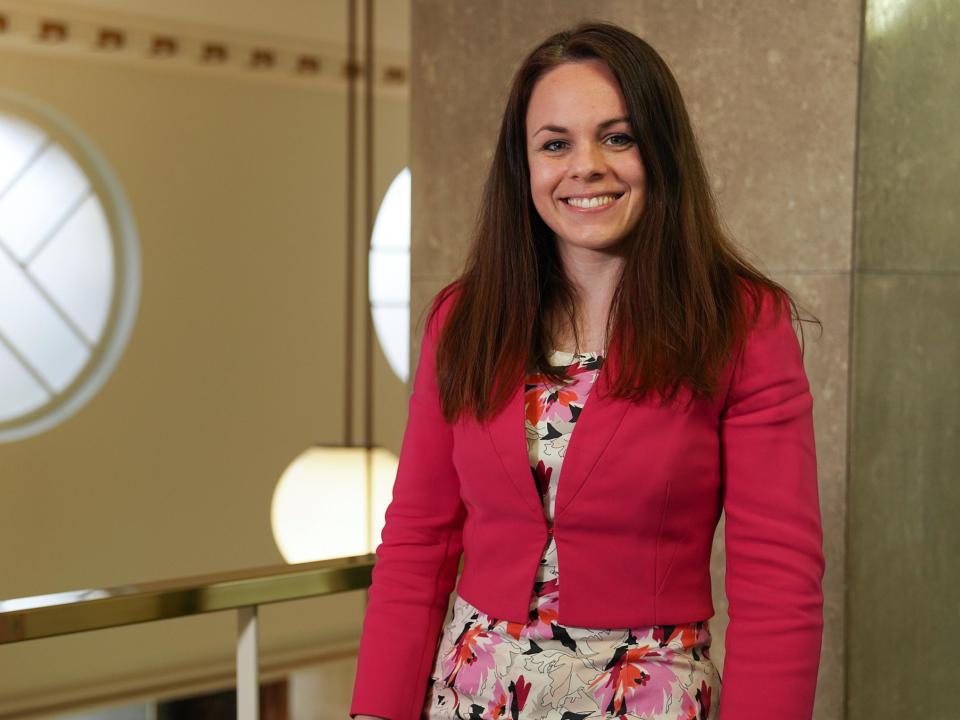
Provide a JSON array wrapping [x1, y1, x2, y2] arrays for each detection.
[[526, 58, 646, 260], [351, 18, 824, 720]]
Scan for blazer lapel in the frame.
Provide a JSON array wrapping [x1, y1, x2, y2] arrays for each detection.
[[486, 382, 543, 518], [485, 346, 632, 520], [553, 367, 631, 518]]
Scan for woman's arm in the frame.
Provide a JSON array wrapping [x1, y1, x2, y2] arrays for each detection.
[[718, 287, 826, 720], [349, 291, 467, 720]]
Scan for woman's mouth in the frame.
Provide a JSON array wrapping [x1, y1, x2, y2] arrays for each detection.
[[561, 192, 624, 212]]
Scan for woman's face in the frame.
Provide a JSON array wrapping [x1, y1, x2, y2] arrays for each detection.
[[525, 58, 646, 256]]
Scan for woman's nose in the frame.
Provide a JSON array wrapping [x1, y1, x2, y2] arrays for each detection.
[[568, 141, 606, 179]]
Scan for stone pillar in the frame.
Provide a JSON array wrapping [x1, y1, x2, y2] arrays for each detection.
[[847, 2, 960, 718]]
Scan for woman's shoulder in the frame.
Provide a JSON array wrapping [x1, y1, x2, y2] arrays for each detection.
[[420, 279, 464, 344], [726, 278, 806, 399], [734, 276, 792, 328]]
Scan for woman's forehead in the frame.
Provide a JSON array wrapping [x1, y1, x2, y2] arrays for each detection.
[[526, 63, 628, 132]]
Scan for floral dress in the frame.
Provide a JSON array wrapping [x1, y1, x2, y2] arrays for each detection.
[[422, 349, 722, 719]]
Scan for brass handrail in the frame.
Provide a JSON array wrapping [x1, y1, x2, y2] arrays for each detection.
[[0, 553, 375, 644]]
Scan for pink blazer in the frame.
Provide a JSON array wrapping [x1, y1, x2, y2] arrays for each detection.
[[350, 282, 825, 720]]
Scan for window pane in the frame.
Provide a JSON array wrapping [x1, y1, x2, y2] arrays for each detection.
[[0, 112, 46, 193], [372, 305, 409, 381], [0, 143, 90, 261], [30, 194, 114, 342], [368, 247, 409, 305], [0, 248, 90, 392], [371, 167, 409, 250], [0, 339, 49, 421]]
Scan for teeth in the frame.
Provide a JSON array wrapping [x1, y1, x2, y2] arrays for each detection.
[[566, 194, 618, 208]]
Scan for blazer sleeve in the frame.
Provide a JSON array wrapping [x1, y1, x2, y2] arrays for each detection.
[[349, 294, 466, 720], [717, 287, 826, 720]]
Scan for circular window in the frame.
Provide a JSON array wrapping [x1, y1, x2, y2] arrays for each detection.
[[0, 91, 140, 442]]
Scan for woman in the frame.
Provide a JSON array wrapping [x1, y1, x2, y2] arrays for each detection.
[[352, 19, 824, 720]]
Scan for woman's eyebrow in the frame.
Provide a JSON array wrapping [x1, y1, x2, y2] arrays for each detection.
[[532, 116, 630, 137]]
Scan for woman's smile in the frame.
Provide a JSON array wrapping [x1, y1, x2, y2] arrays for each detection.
[[561, 192, 625, 213]]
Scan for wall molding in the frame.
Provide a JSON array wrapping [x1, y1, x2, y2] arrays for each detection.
[[0, 1, 407, 93]]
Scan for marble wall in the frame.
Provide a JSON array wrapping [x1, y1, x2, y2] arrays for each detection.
[[848, 1, 960, 718], [410, 2, 861, 718]]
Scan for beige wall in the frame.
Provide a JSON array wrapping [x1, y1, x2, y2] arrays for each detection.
[[411, 3, 860, 719], [0, 39, 407, 715]]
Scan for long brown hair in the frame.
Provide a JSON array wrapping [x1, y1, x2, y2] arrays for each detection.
[[422, 19, 820, 425]]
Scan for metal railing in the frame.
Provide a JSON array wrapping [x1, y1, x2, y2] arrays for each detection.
[[0, 554, 375, 719]]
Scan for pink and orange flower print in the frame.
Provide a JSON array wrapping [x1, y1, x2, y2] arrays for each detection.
[[422, 351, 722, 718]]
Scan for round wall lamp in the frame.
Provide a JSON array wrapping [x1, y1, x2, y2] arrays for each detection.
[[271, 445, 397, 563]]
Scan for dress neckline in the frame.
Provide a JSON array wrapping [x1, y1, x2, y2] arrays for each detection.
[[547, 348, 604, 365]]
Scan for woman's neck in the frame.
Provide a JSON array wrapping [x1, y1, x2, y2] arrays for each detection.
[[548, 287, 615, 354], [546, 242, 624, 354]]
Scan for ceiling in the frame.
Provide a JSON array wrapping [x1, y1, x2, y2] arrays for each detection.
[[37, 0, 410, 53]]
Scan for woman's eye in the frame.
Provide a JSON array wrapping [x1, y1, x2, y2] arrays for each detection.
[[541, 135, 633, 153]]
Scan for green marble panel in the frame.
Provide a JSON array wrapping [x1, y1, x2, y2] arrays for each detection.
[[848, 272, 960, 719], [857, 0, 960, 271]]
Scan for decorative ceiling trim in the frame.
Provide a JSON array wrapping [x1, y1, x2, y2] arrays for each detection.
[[0, 1, 408, 92]]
